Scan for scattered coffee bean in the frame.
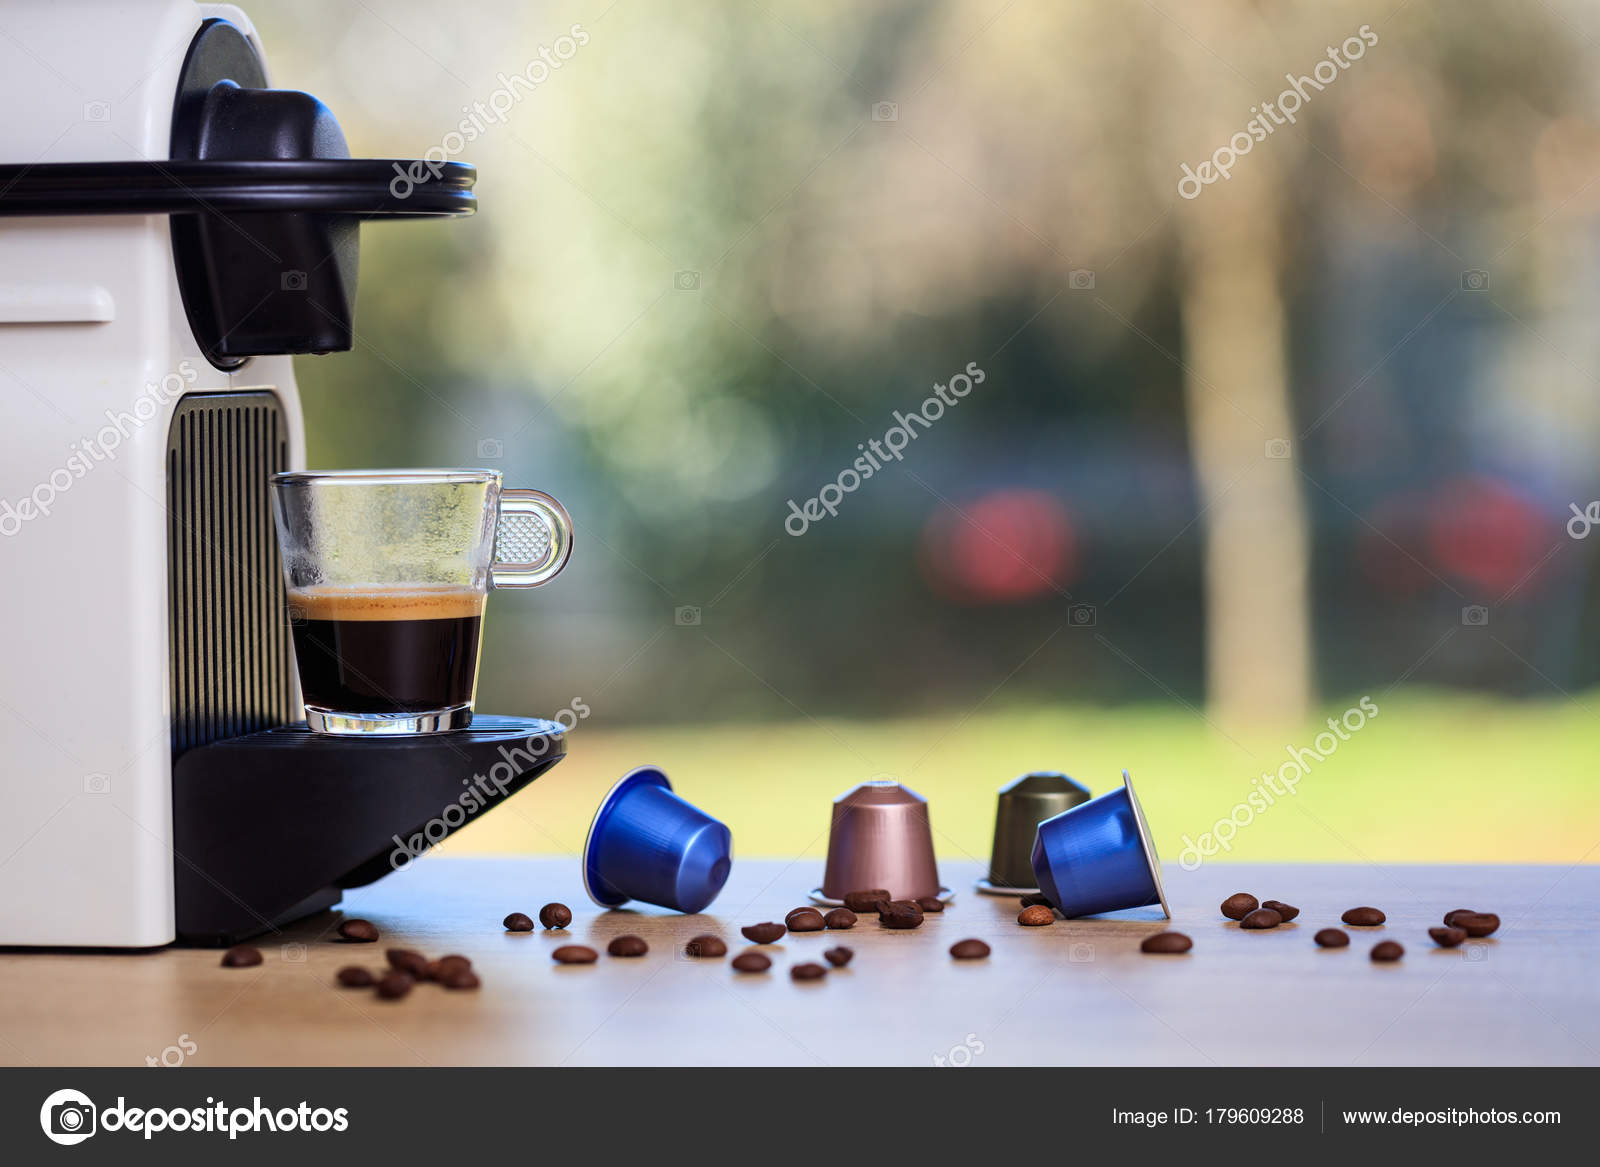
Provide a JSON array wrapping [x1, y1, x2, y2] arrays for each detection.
[[1017, 904, 1055, 927], [790, 962, 827, 981], [1429, 926, 1467, 948], [220, 945, 262, 968], [1240, 908, 1283, 930], [539, 902, 572, 930], [386, 949, 430, 978], [684, 935, 727, 958], [503, 912, 535, 933], [551, 945, 598, 964], [439, 968, 481, 990], [1371, 940, 1405, 962], [843, 889, 891, 913], [337, 918, 379, 943], [950, 939, 991, 960], [1261, 899, 1299, 923], [434, 954, 472, 978], [880, 900, 925, 929], [785, 907, 826, 932], [607, 935, 648, 957], [336, 966, 375, 988], [1342, 907, 1386, 926], [1456, 912, 1499, 938], [823, 908, 857, 930], [1220, 893, 1259, 921], [731, 952, 771, 972], [1140, 931, 1193, 954], [1314, 928, 1350, 948], [823, 946, 854, 967], [376, 971, 414, 999], [1443, 908, 1477, 928], [915, 897, 945, 913], [741, 922, 786, 944], [1019, 892, 1054, 909]]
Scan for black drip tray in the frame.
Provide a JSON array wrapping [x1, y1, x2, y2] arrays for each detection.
[[171, 716, 566, 946]]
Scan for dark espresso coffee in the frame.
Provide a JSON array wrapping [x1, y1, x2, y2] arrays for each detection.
[[288, 586, 485, 714]]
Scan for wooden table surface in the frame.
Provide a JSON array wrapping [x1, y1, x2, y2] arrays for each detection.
[[1, 858, 1594, 1066]]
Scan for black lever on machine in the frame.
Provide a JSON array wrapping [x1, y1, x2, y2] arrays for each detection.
[[0, 17, 474, 366]]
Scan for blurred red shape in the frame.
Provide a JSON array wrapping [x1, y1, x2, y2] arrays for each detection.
[[919, 489, 1076, 603]]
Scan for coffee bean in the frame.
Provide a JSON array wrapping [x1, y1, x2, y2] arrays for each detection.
[[434, 954, 472, 978], [823, 908, 857, 930], [950, 939, 991, 960], [684, 935, 727, 958], [731, 952, 771, 972], [785, 907, 826, 932], [1341, 907, 1386, 927], [1456, 912, 1499, 938], [915, 897, 945, 913], [1371, 940, 1405, 962], [1314, 928, 1349, 948], [439, 969, 481, 990], [823, 946, 854, 967], [880, 900, 925, 929], [1220, 893, 1258, 920], [1261, 899, 1299, 923], [551, 945, 598, 964], [1443, 908, 1476, 928], [503, 912, 535, 932], [1429, 926, 1467, 948], [1019, 893, 1054, 909], [336, 966, 375, 987], [741, 922, 786, 944], [790, 962, 827, 981], [843, 889, 891, 913], [387, 949, 430, 978], [220, 945, 262, 968], [607, 935, 648, 957], [1140, 931, 1193, 954], [337, 918, 379, 943], [1017, 904, 1055, 927], [539, 903, 572, 930], [1239, 908, 1283, 930], [376, 972, 414, 999]]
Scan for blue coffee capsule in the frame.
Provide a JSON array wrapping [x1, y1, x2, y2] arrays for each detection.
[[1030, 769, 1169, 919], [583, 766, 732, 914]]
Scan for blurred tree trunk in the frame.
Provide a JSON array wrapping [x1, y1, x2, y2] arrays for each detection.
[[1171, 4, 1314, 727]]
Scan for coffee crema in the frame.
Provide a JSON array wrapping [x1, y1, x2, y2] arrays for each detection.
[[288, 585, 486, 715]]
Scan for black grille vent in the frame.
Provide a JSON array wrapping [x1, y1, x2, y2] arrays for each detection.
[[167, 392, 295, 755]]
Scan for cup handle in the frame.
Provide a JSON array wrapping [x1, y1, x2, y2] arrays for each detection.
[[491, 489, 573, 589]]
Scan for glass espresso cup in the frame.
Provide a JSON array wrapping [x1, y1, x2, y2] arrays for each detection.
[[270, 469, 573, 735]]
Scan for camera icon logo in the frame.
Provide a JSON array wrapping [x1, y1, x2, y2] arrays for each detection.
[[1068, 269, 1096, 290], [285, 603, 307, 628], [674, 270, 701, 291], [281, 269, 308, 292], [1461, 605, 1489, 627], [1461, 269, 1489, 291], [675, 605, 702, 627], [1463, 944, 1489, 962], [872, 101, 899, 122], [1068, 942, 1095, 963], [477, 437, 505, 460], [40, 1089, 97, 1145], [1068, 603, 1097, 627], [281, 942, 307, 963], [82, 101, 111, 123], [83, 772, 110, 795], [1264, 438, 1292, 460]]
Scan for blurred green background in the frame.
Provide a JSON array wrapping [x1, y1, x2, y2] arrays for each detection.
[[254, 0, 1598, 864]]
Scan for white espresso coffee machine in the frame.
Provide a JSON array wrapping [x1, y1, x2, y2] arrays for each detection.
[[0, 0, 565, 947]]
